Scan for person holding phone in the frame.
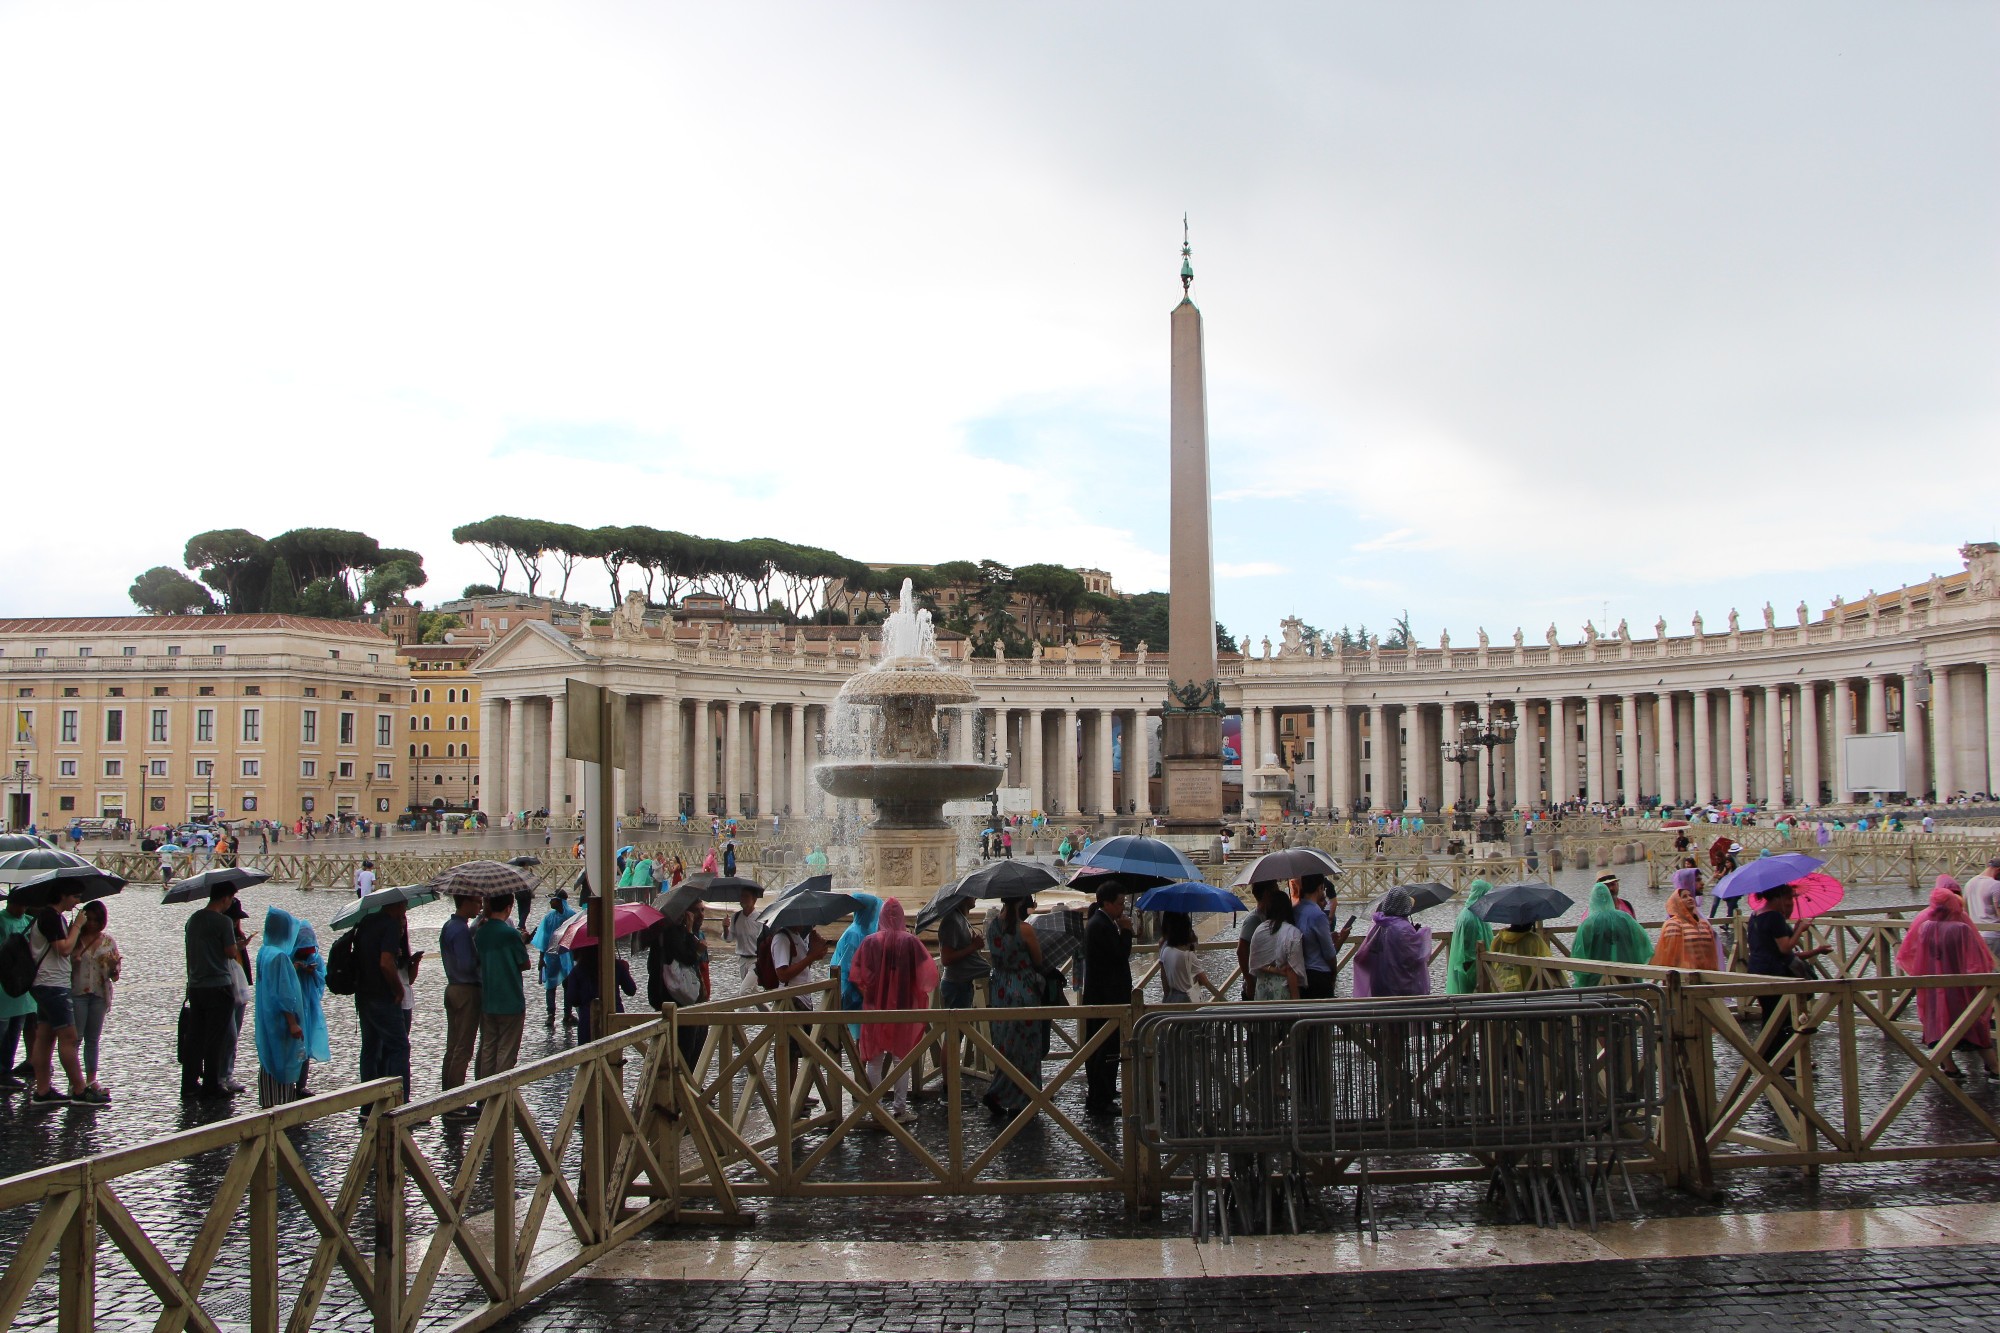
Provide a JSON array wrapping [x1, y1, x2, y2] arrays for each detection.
[[354, 897, 420, 1104]]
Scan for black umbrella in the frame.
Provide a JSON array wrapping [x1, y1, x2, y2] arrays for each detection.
[[756, 890, 865, 933], [1371, 881, 1452, 915], [0, 834, 52, 853], [653, 881, 703, 922], [954, 860, 1062, 901], [162, 866, 271, 904], [699, 874, 769, 900], [506, 854, 541, 867], [1470, 881, 1573, 929], [0, 847, 92, 885], [1229, 847, 1343, 887], [912, 881, 972, 931], [771, 872, 831, 902], [9, 866, 127, 908]]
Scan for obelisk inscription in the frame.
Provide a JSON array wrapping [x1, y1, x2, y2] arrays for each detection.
[[1159, 225, 1225, 827]]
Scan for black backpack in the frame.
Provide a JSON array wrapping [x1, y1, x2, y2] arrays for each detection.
[[0, 931, 45, 999], [325, 927, 361, 996]]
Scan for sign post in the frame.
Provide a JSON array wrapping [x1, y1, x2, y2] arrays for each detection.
[[565, 678, 626, 1230]]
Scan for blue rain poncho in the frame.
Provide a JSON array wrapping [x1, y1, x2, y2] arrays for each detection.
[[833, 893, 882, 1036], [532, 897, 577, 989], [293, 920, 331, 1063], [253, 907, 308, 1086]]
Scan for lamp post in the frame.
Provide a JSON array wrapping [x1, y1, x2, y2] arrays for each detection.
[[1456, 704, 1518, 844], [1440, 738, 1479, 832]]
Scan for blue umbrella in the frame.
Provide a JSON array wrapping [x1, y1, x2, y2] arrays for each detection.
[[1134, 881, 1247, 914], [1714, 853, 1826, 900], [1068, 835, 1202, 884]]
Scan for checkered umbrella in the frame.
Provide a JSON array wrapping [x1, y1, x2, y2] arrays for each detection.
[[426, 859, 534, 899]]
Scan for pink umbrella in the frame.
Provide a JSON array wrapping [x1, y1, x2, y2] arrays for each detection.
[[1750, 871, 1845, 919], [554, 902, 662, 950]]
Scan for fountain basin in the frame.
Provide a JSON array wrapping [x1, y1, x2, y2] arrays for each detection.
[[815, 760, 1004, 807]]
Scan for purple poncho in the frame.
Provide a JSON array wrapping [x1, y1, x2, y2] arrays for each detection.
[[1353, 912, 1433, 998]]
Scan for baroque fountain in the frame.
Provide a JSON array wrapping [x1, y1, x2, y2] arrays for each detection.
[[815, 579, 1003, 906]]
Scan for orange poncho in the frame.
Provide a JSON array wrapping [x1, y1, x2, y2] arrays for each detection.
[[1650, 875, 1720, 972]]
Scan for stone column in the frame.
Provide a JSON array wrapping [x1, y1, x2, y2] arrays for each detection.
[[755, 703, 774, 818], [1098, 709, 1118, 814], [548, 689, 569, 819], [1402, 705, 1427, 814], [1655, 694, 1677, 806], [1027, 709, 1045, 810], [661, 692, 682, 817], [1796, 684, 1820, 809], [1583, 696, 1604, 804], [1866, 675, 1888, 733], [1691, 690, 1714, 805], [479, 695, 504, 813], [1986, 665, 2000, 797], [720, 700, 741, 816], [635, 696, 659, 814], [1902, 677, 1926, 798], [1763, 686, 1786, 808], [505, 698, 528, 818], [1727, 687, 1749, 806], [1832, 681, 1854, 802], [1440, 704, 1461, 813], [1315, 704, 1334, 815], [788, 703, 808, 815], [1131, 709, 1152, 815], [1329, 706, 1353, 815], [1618, 694, 1640, 805], [1367, 705, 1389, 812], [1060, 707, 1079, 815], [1515, 702, 1539, 808], [1932, 666, 1956, 799], [691, 701, 711, 817], [1550, 697, 1571, 803]]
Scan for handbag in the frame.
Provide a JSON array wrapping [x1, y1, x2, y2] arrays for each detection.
[[662, 959, 702, 1006]]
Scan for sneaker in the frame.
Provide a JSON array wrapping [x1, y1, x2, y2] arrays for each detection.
[[197, 1083, 231, 1100], [72, 1088, 108, 1106], [894, 1107, 918, 1125], [30, 1088, 70, 1104], [222, 1080, 247, 1095], [86, 1084, 112, 1103]]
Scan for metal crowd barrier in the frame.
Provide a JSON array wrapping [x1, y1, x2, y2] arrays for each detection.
[[1135, 988, 1664, 1242]]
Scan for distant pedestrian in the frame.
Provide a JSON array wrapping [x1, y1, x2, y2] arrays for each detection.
[[68, 901, 121, 1101], [1447, 879, 1494, 995], [849, 898, 936, 1124], [221, 900, 252, 1094], [253, 908, 308, 1107], [1651, 870, 1720, 972], [833, 894, 883, 1038], [473, 895, 529, 1084], [567, 943, 635, 1043], [981, 896, 1044, 1119], [1157, 912, 1217, 1003], [530, 892, 576, 1026], [439, 895, 484, 1097], [1293, 875, 1340, 999], [724, 886, 763, 966], [1570, 882, 1652, 987], [722, 841, 737, 878], [354, 860, 377, 898], [181, 886, 244, 1101], [354, 897, 418, 1101], [1895, 884, 1999, 1080], [1247, 891, 1303, 1000], [26, 884, 96, 1105], [1080, 884, 1134, 1115], [648, 903, 710, 1072]]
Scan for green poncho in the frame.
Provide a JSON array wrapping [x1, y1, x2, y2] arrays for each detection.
[[1570, 883, 1653, 987], [1446, 879, 1494, 995]]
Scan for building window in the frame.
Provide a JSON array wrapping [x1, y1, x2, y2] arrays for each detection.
[[33, 648, 47, 658], [445, 715, 455, 731], [167, 645, 181, 657], [211, 645, 225, 656], [15, 688, 31, 698], [434, 775, 444, 786], [409, 690, 418, 704], [445, 743, 455, 758], [421, 744, 430, 758], [408, 744, 416, 758], [409, 716, 417, 732], [78, 647, 91, 658], [104, 708, 124, 743], [375, 763, 393, 780], [375, 715, 392, 746], [148, 759, 167, 777], [367, 653, 379, 664], [241, 795, 259, 811], [338, 712, 356, 745], [63, 687, 79, 698], [58, 796, 74, 811], [195, 759, 214, 777], [122, 646, 136, 657], [421, 716, 431, 731], [302, 760, 317, 778], [195, 709, 214, 743], [151, 709, 169, 743], [198, 686, 214, 696], [104, 760, 122, 777], [446, 688, 456, 704], [303, 687, 316, 698], [58, 760, 77, 777], [422, 688, 431, 704], [302, 710, 317, 743], [60, 710, 79, 744], [244, 685, 261, 696], [337, 761, 355, 779], [106, 687, 124, 698], [460, 716, 470, 731], [340, 690, 354, 701], [328, 650, 340, 660], [152, 686, 169, 696], [241, 709, 261, 743], [241, 759, 260, 778]]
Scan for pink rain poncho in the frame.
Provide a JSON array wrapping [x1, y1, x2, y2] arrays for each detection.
[[1895, 884, 1997, 1048], [847, 899, 939, 1062]]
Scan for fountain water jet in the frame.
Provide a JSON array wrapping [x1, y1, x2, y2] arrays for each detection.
[[815, 579, 1003, 906]]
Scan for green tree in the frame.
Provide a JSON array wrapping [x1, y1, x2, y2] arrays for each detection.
[[544, 523, 594, 602], [129, 567, 218, 615], [184, 529, 271, 612], [296, 577, 360, 619], [417, 611, 464, 643], [1215, 622, 1236, 654], [268, 528, 383, 595], [265, 556, 300, 613], [1105, 590, 1170, 651], [1386, 610, 1414, 650], [361, 558, 427, 612], [460, 583, 500, 599], [451, 517, 516, 590]]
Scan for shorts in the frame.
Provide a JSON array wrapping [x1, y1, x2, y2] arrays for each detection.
[[31, 984, 75, 1030]]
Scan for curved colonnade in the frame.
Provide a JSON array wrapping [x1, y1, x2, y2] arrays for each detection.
[[470, 549, 2000, 821]]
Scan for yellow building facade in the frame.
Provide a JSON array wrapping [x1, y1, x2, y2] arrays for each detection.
[[1, 615, 408, 830], [399, 643, 482, 811]]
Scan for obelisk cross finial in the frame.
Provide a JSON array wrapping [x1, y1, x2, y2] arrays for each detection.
[[1180, 214, 1193, 294]]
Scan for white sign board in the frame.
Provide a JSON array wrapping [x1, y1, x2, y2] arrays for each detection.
[[1843, 733, 1907, 794]]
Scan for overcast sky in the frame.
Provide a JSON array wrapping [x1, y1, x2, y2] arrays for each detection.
[[2, 2, 1994, 647]]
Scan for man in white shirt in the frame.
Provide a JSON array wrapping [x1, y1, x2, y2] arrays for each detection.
[[1965, 857, 2000, 954], [354, 860, 377, 898]]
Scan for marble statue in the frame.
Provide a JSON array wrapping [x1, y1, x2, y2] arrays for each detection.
[[1478, 628, 1490, 650], [1280, 618, 1304, 656], [1260, 636, 1272, 660], [611, 590, 648, 640], [993, 639, 1006, 661], [1512, 628, 1523, 649], [1727, 609, 1739, 634], [1098, 638, 1114, 663], [1654, 616, 1667, 639], [1439, 628, 1451, 652], [1582, 621, 1598, 645], [1762, 603, 1775, 631], [1692, 612, 1704, 636], [1545, 624, 1559, 648], [1616, 619, 1630, 641], [1062, 640, 1076, 664], [1031, 641, 1044, 661]]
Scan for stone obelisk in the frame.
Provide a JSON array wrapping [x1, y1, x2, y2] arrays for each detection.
[[1159, 222, 1225, 828]]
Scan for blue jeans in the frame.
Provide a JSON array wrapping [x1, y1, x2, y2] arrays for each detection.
[[72, 993, 108, 1080], [357, 998, 412, 1100], [937, 979, 975, 1009]]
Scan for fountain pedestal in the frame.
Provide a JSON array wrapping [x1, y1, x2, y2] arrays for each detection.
[[857, 827, 961, 906]]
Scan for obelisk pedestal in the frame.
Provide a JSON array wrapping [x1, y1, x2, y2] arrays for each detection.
[[1159, 232, 1226, 829]]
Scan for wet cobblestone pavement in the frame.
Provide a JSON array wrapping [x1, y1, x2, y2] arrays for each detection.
[[1, 860, 1993, 1329], [500, 1245, 2000, 1331]]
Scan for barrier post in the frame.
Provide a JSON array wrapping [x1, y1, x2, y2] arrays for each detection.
[[56, 1167, 93, 1333]]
